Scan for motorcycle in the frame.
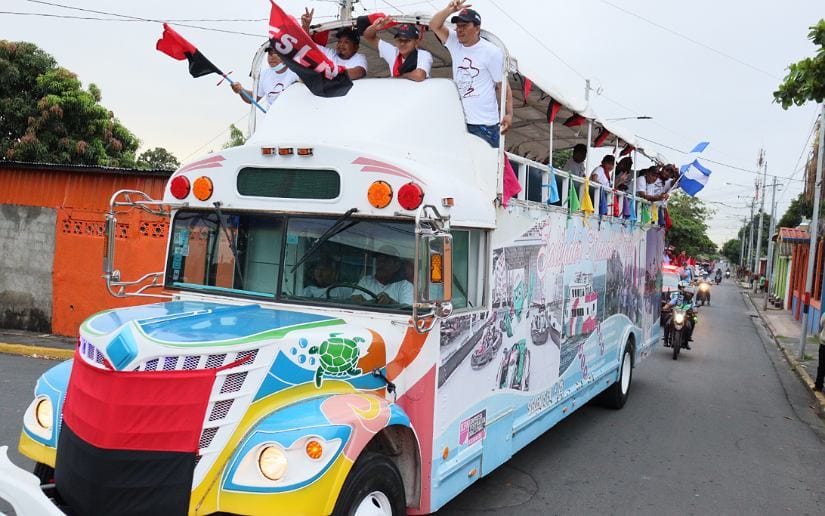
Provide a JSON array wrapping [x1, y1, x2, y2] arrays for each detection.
[[668, 305, 692, 360], [714, 273, 722, 285], [695, 281, 711, 306], [725, 270, 731, 278]]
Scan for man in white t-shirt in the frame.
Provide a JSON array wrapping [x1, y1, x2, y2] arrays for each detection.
[[231, 47, 298, 106], [430, 1, 513, 148], [362, 18, 433, 82], [635, 167, 663, 202], [590, 155, 615, 188], [301, 9, 368, 80], [353, 246, 413, 305], [562, 144, 588, 177]]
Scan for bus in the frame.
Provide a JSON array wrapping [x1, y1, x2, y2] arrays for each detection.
[[5, 10, 665, 516]]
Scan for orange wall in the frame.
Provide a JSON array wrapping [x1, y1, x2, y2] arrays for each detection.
[[0, 165, 171, 336]]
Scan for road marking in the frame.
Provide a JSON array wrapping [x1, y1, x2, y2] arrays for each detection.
[[0, 343, 74, 360]]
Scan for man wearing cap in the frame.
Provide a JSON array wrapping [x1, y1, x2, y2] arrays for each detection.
[[430, 0, 513, 147], [231, 47, 299, 105], [301, 8, 368, 80], [353, 246, 413, 306], [362, 17, 433, 82]]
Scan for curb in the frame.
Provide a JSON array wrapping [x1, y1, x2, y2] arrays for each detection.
[[742, 293, 825, 413], [0, 342, 74, 360]]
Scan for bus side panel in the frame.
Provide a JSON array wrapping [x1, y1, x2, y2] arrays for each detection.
[[430, 206, 664, 511]]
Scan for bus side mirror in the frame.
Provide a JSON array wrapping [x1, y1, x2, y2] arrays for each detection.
[[103, 212, 118, 282]]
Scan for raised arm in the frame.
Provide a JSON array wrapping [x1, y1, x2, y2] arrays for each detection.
[[430, 0, 471, 43], [362, 16, 394, 47]]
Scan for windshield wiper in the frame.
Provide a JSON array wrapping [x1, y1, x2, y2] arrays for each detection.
[[292, 208, 358, 272], [213, 202, 245, 288]]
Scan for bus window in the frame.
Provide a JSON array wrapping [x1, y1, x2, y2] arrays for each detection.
[[451, 229, 488, 311]]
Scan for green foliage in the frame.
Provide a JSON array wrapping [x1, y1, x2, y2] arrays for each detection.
[[721, 238, 741, 265], [778, 193, 812, 229], [774, 19, 825, 109], [737, 212, 773, 255], [551, 148, 572, 170], [222, 124, 246, 149], [665, 192, 717, 257], [137, 147, 180, 171], [0, 40, 139, 166]]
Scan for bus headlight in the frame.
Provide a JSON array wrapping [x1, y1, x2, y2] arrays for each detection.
[[258, 445, 288, 481], [35, 397, 53, 430]]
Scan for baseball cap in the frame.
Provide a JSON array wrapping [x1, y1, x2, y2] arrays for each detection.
[[450, 8, 481, 25], [394, 24, 420, 40]]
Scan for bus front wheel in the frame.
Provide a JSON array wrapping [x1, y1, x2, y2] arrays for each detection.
[[333, 451, 406, 516], [599, 343, 633, 409]]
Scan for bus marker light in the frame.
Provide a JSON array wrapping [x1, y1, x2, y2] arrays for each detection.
[[193, 176, 214, 201], [430, 253, 443, 283], [305, 439, 323, 460], [297, 147, 314, 156], [261, 147, 276, 155], [442, 447, 449, 460], [442, 197, 455, 207], [278, 147, 294, 156], [468, 468, 477, 478], [170, 176, 190, 199], [398, 182, 424, 211], [367, 180, 393, 208]]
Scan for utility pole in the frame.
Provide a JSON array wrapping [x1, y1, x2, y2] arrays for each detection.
[[754, 150, 767, 288], [747, 199, 755, 275], [800, 105, 825, 360], [339, 0, 355, 20], [739, 216, 746, 268], [764, 174, 778, 310]]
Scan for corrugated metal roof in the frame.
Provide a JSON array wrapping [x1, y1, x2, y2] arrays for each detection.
[[778, 227, 810, 243], [0, 160, 173, 177]]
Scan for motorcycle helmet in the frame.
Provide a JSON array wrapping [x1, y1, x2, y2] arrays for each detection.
[[677, 280, 690, 290]]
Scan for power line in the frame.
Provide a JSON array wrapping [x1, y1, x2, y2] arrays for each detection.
[[181, 113, 250, 162], [596, 0, 780, 80], [777, 110, 821, 204]]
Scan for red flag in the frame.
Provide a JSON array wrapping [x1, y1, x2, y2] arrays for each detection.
[[546, 99, 561, 123], [523, 77, 533, 104], [563, 114, 586, 127], [156, 23, 222, 78], [268, 1, 352, 97], [620, 144, 635, 156], [594, 128, 611, 147]]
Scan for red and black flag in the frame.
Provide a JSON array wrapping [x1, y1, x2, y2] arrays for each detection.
[[268, 1, 352, 98], [546, 98, 562, 123], [156, 23, 223, 78], [355, 12, 397, 35], [563, 113, 586, 128]]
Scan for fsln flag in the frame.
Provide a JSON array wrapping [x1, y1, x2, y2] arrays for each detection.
[[268, 1, 352, 98], [679, 158, 712, 196], [156, 23, 223, 78]]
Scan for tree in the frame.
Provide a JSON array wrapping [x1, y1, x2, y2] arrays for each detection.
[[773, 19, 825, 109], [551, 148, 572, 170], [778, 192, 812, 229], [137, 147, 180, 170], [721, 238, 741, 265], [222, 124, 245, 149], [665, 192, 717, 257], [0, 40, 139, 166]]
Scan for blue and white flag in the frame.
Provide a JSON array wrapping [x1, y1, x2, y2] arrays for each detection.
[[679, 142, 712, 196]]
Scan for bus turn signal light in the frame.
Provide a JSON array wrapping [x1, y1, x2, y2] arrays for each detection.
[[367, 180, 393, 209], [261, 147, 276, 155], [170, 175, 190, 199], [278, 147, 294, 156], [297, 147, 313, 156], [305, 440, 323, 460], [398, 182, 424, 211], [430, 253, 443, 283], [193, 176, 214, 201]]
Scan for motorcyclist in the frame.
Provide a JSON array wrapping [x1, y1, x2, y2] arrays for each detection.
[[662, 280, 696, 349], [715, 268, 723, 284]]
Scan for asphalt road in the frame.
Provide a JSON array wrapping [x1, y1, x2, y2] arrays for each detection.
[[1, 281, 824, 514]]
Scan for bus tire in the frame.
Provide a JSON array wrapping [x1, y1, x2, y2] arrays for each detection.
[[599, 343, 633, 410], [33, 462, 54, 485], [332, 451, 406, 516]]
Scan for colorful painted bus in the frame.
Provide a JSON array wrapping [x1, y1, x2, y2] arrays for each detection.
[[4, 10, 665, 516]]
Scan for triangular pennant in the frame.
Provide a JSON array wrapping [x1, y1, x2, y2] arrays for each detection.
[[623, 196, 631, 218], [650, 202, 659, 224], [613, 191, 621, 217], [581, 179, 594, 216], [599, 187, 608, 216], [641, 203, 650, 224], [546, 98, 562, 123], [568, 177, 580, 213], [629, 198, 637, 223], [546, 166, 560, 204]]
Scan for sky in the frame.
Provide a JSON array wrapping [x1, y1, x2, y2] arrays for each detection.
[[3, 0, 823, 246]]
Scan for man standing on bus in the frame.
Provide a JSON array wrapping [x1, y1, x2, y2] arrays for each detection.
[[430, 1, 513, 146], [362, 17, 433, 82]]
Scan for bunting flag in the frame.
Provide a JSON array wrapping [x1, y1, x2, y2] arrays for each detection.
[[156, 23, 223, 78], [546, 99, 562, 123], [581, 179, 594, 216], [545, 166, 560, 204], [640, 203, 650, 224], [664, 207, 673, 230], [598, 187, 608, 217], [563, 114, 586, 127], [502, 158, 522, 207], [522, 77, 533, 105], [613, 191, 621, 217], [623, 196, 631, 218], [268, 1, 352, 98], [628, 198, 637, 223], [650, 202, 659, 224], [620, 144, 635, 156], [568, 176, 580, 213], [594, 128, 611, 147], [658, 205, 666, 227]]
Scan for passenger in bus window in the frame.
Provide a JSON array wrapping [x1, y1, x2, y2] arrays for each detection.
[[303, 256, 352, 299], [231, 47, 299, 105], [614, 156, 633, 190], [362, 18, 433, 82], [430, 1, 513, 146], [590, 155, 615, 188], [636, 167, 663, 202], [353, 246, 413, 305], [659, 164, 678, 199], [301, 9, 368, 80], [563, 144, 588, 177]]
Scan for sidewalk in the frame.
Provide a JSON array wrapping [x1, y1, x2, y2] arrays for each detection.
[[745, 288, 825, 411], [0, 328, 75, 360]]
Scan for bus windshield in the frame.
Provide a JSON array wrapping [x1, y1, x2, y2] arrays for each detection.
[[165, 210, 416, 312]]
